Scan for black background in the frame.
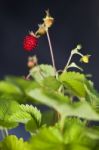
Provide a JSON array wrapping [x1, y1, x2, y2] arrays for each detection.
[[0, 0, 99, 140]]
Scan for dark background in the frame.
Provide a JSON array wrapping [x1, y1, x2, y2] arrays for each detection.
[[0, 0, 99, 140]]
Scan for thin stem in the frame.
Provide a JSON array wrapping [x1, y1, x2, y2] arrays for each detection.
[[4, 129, 8, 136], [1, 130, 5, 139], [0, 129, 8, 139], [63, 52, 73, 72], [46, 29, 56, 75], [63, 48, 84, 73], [26, 73, 31, 80], [59, 116, 66, 132], [77, 52, 83, 57]]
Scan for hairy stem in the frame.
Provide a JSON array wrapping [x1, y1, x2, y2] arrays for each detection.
[[46, 29, 56, 75]]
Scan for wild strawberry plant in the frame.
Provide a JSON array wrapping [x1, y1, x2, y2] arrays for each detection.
[[0, 10, 99, 150]]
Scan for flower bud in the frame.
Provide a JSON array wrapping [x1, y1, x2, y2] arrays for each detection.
[[36, 24, 46, 36], [80, 55, 91, 63], [43, 10, 54, 28], [77, 44, 82, 50], [27, 56, 38, 68]]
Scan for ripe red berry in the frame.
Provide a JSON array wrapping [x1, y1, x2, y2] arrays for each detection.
[[23, 34, 38, 51]]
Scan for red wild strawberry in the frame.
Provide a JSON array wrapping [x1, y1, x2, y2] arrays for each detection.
[[23, 33, 38, 51]]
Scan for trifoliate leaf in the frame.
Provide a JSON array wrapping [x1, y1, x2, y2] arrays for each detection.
[[0, 135, 30, 150], [59, 71, 86, 97]]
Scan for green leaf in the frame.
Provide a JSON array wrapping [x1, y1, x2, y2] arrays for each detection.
[[29, 64, 55, 83], [25, 119, 38, 133], [0, 81, 21, 95], [59, 71, 86, 97], [0, 99, 20, 129], [84, 80, 99, 109], [0, 120, 18, 129], [0, 135, 30, 150], [5, 76, 39, 103], [0, 98, 41, 129], [9, 104, 41, 133], [27, 88, 99, 120], [41, 110, 56, 126], [0, 93, 26, 105], [68, 144, 90, 150], [29, 126, 63, 150], [20, 104, 41, 133], [62, 118, 98, 149], [9, 111, 32, 124], [27, 88, 69, 108], [63, 118, 85, 143], [42, 76, 61, 91], [0, 99, 20, 120], [20, 104, 41, 124], [5, 76, 38, 92], [85, 128, 99, 140], [29, 125, 91, 150]]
